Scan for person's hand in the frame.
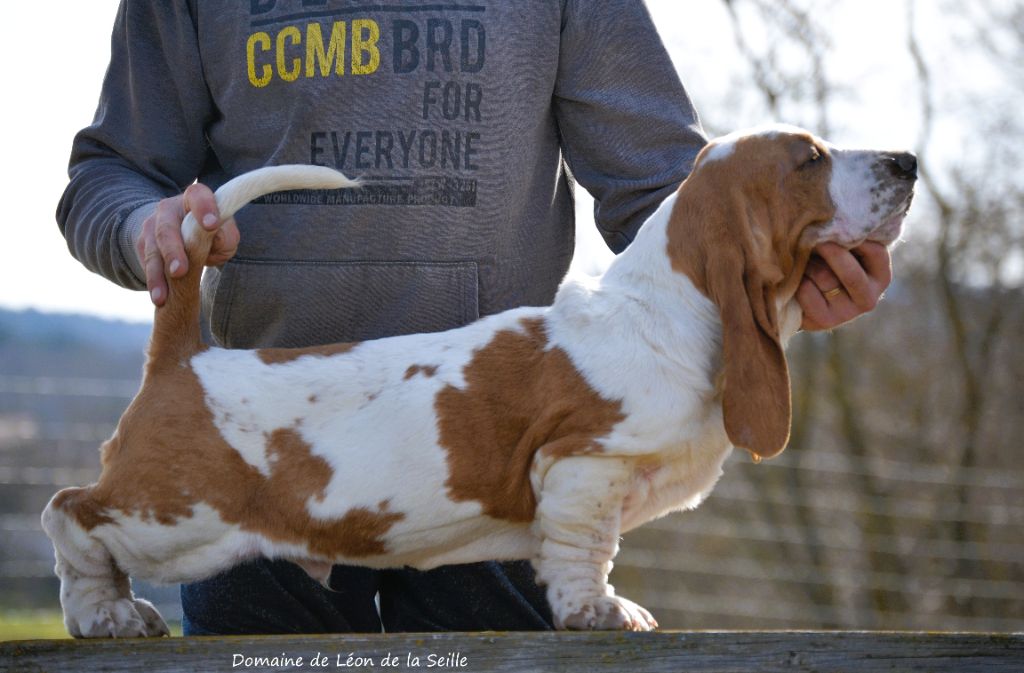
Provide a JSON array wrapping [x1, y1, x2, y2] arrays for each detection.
[[135, 183, 240, 306], [796, 241, 892, 331]]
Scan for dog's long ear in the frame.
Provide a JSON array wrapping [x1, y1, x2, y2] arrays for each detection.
[[706, 245, 791, 460]]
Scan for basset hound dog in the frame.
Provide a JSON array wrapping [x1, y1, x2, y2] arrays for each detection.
[[43, 125, 916, 637]]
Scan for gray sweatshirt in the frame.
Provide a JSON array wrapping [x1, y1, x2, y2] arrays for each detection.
[[58, 0, 706, 348]]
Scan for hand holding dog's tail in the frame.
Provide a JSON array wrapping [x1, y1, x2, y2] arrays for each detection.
[[150, 165, 358, 364]]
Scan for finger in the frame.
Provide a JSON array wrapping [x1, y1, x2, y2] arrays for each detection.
[[142, 235, 168, 306], [134, 214, 155, 268], [798, 280, 863, 331], [183, 183, 221, 231], [207, 217, 240, 266], [804, 254, 841, 293], [796, 276, 832, 331], [851, 241, 893, 289], [816, 243, 876, 311], [153, 199, 188, 279]]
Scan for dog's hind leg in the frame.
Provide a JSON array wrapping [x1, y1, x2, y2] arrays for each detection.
[[41, 487, 169, 638]]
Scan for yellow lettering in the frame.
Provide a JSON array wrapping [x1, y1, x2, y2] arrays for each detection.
[[305, 22, 346, 78], [246, 32, 273, 87], [351, 19, 380, 75], [250, 20, 379, 86], [276, 26, 302, 82]]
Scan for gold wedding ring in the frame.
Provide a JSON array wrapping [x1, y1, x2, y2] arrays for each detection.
[[824, 287, 843, 299]]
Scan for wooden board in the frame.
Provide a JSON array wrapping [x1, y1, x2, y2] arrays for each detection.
[[3, 631, 1022, 673]]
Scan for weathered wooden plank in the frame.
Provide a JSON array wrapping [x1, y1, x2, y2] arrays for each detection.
[[2, 631, 1022, 673]]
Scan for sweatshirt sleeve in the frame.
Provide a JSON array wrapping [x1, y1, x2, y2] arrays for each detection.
[[56, 0, 215, 290], [554, 0, 707, 253]]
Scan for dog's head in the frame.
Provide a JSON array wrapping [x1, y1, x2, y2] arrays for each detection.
[[667, 124, 916, 460]]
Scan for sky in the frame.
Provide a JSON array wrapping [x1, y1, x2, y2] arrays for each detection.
[[0, 0, 965, 323]]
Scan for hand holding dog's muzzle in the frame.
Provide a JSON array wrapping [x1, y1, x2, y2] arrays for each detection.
[[798, 241, 893, 331]]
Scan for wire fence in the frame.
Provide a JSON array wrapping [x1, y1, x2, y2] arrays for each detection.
[[1, 375, 1021, 632]]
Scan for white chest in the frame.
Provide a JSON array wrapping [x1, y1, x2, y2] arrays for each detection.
[[619, 421, 733, 533]]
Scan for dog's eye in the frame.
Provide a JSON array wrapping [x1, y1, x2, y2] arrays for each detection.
[[801, 146, 822, 168]]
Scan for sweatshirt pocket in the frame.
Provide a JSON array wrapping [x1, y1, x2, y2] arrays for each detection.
[[209, 258, 480, 348]]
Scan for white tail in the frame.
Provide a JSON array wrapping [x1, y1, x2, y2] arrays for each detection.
[[181, 165, 359, 246]]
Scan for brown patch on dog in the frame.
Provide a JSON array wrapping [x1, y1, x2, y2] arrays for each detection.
[[56, 359, 403, 559], [404, 365, 439, 380], [262, 428, 404, 558], [52, 487, 116, 530], [257, 342, 359, 366], [664, 131, 835, 460], [435, 318, 625, 523]]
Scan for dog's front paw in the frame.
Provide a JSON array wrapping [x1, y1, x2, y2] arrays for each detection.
[[556, 595, 658, 631], [67, 598, 169, 638]]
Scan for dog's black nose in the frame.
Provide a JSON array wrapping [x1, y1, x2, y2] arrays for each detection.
[[892, 152, 917, 179]]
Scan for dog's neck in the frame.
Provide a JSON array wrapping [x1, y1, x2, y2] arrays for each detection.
[[549, 193, 723, 392], [597, 191, 720, 333]]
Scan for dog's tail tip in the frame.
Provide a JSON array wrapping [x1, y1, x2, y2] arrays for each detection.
[[285, 164, 362, 190]]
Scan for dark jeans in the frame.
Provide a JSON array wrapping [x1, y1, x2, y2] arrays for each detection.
[[180, 559, 554, 634]]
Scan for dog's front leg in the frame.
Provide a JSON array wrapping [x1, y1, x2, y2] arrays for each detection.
[[533, 456, 657, 631]]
